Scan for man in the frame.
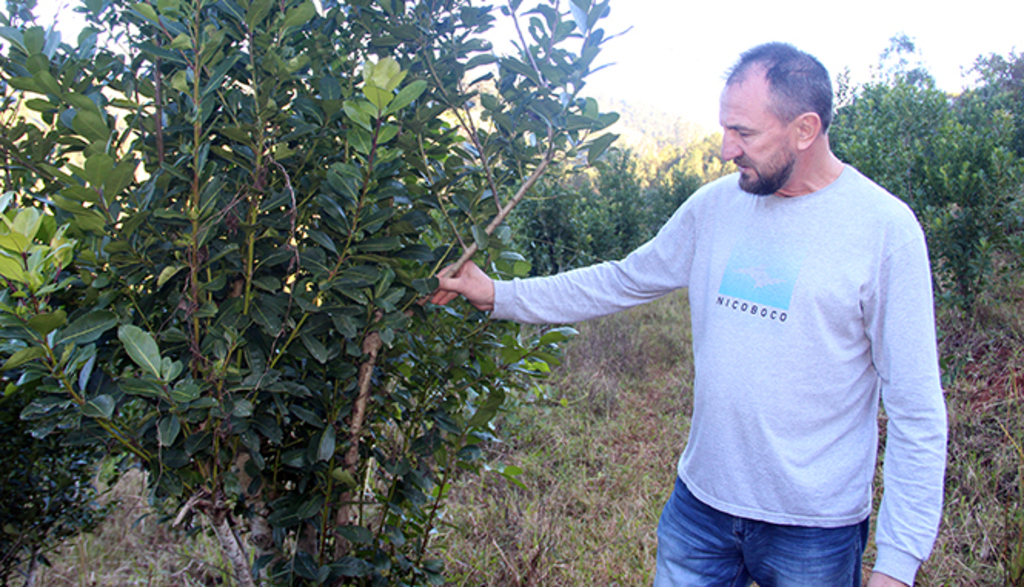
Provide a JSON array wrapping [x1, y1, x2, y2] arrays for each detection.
[[431, 43, 947, 587]]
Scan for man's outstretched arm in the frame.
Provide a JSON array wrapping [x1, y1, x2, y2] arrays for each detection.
[[430, 261, 495, 311]]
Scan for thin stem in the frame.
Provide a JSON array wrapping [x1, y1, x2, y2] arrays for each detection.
[[447, 131, 557, 276]]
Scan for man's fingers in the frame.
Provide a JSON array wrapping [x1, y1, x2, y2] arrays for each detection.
[[431, 290, 458, 305]]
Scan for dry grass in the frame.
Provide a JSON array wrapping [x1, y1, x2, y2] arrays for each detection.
[[436, 291, 693, 586], [438, 280, 1024, 587], [920, 276, 1024, 586], [33, 468, 230, 586]]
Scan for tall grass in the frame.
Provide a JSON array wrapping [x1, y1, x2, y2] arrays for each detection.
[[437, 292, 694, 586], [921, 273, 1024, 586], [438, 280, 1024, 586]]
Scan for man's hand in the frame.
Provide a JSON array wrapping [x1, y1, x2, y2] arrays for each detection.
[[430, 261, 495, 311], [867, 572, 910, 587]]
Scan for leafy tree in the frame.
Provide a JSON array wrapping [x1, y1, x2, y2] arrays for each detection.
[[509, 173, 589, 276], [967, 51, 1024, 158], [580, 149, 650, 262], [832, 64, 1024, 310], [0, 0, 616, 585]]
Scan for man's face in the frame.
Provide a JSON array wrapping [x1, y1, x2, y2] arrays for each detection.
[[719, 70, 798, 196]]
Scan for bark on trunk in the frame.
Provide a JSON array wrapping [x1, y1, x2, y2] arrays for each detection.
[[209, 511, 258, 587]]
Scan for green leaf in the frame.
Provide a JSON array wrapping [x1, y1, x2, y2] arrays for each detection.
[[0, 254, 26, 283], [292, 553, 319, 580], [539, 326, 577, 345], [61, 186, 100, 204], [231, 399, 254, 417], [157, 265, 183, 288], [158, 415, 181, 447], [365, 57, 404, 91], [280, 0, 316, 29], [377, 124, 399, 145], [118, 325, 162, 378], [63, 91, 102, 116], [342, 100, 372, 130], [363, 84, 392, 111], [347, 127, 373, 154], [568, 0, 588, 33], [331, 468, 359, 488], [71, 110, 110, 143], [162, 357, 183, 381], [72, 209, 107, 233], [300, 333, 330, 364], [84, 153, 114, 187], [245, 0, 273, 27], [131, 2, 160, 23], [585, 132, 618, 165], [330, 557, 373, 578], [356, 236, 400, 252], [103, 158, 138, 206], [120, 377, 165, 398], [291, 405, 324, 428], [295, 495, 325, 520], [9, 207, 43, 243], [320, 76, 342, 101], [5, 77, 41, 93], [307, 229, 336, 254], [81, 394, 115, 419], [470, 224, 489, 250], [33, 71, 62, 95], [316, 426, 335, 461], [27, 310, 67, 335], [0, 27, 26, 53], [167, 33, 191, 50], [184, 431, 214, 455], [25, 98, 56, 112], [2, 347, 46, 370], [170, 381, 201, 403], [201, 55, 240, 98], [468, 388, 505, 428]]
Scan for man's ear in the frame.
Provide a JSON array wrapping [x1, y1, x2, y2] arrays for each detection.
[[793, 112, 822, 151]]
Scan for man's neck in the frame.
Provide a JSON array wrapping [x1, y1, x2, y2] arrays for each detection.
[[776, 143, 844, 197]]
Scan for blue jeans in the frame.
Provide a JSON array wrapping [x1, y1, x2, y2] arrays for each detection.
[[654, 477, 869, 587]]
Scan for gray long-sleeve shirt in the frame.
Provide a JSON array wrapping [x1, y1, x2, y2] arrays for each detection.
[[492, 167, 947, 585]]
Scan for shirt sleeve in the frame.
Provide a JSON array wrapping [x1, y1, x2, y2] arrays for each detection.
[[865, 227, 948, 585], [492, 194, 700, 324]]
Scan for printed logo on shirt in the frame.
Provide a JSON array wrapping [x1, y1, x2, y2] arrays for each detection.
[[717, 230, 805, 320]]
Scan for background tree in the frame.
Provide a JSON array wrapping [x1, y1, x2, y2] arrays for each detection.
[[512, 133, 731, 276], [831, 39, 1024, 311]]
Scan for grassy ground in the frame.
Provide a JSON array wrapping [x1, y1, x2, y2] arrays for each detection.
[[438, 292, 694, 586], [32, 469, 230, 586], [436, 282, 1024, 586], [27, 280, 1024, 586]]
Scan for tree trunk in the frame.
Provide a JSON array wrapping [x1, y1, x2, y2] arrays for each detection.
[[208, 511, 258, 587]]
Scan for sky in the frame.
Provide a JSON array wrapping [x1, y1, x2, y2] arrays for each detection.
[[573, 0, 1021, 131], [31, 0, 1022, 131]]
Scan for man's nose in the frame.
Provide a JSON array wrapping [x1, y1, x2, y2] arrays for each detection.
[[720, 133, 740, 162]]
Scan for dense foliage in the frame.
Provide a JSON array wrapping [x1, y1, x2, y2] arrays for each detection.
[[831, 47, 1024, 311], [0, 389, 110, 586], [511, 135, 730, 275], [0, 0, 618, 584]]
